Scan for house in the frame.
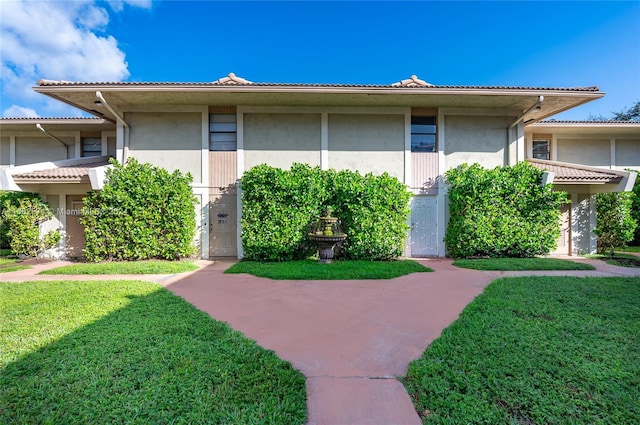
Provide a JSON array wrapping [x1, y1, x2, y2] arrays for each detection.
[[0, 73, 638, 259]]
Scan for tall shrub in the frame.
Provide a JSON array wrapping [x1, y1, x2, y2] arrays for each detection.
[[81, 158, 197, 261], [595, 192, 636, 252], [240, 164, 410, 261], [628, 170, 640, 246], [0, 191, 39, 249], [2, 197, 60, 257], [445, 162, 566, 258]]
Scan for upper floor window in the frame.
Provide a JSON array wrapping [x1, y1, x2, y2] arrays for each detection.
[[209, 114, 237, 151], [532, 139, 550, 160], [411, 116, 437, 152], [81, 137, 102, 157]]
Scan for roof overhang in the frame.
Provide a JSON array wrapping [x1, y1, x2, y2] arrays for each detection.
[[526, 120, 640, 137], [527, 158, 637, 194], [33, 80, 604, 123], [0, 117, 115, 133]]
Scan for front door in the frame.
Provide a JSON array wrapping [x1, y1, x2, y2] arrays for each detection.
[[411, 196, 438, 257], [65, 195, 85, 258], [554, 201, 572, 255], [209, 193, 237, 257]]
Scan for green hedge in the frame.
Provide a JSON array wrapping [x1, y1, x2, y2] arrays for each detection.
[[240, 163, 411, 261], [445, 162, 566, 258], [595, 192, 636, 252], [2, 197, 60, 257], [81, 158, 197, 261], [0, 191, 40, 249]]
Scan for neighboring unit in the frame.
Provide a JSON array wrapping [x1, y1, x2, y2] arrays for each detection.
[[1, 74, 637, 259]]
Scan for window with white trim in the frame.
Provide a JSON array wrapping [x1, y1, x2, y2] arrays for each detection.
[[81, 137, 102, 157], [209, 114, 237, 151], [532, 139, 550, 160], [411, 116, 437, 152]]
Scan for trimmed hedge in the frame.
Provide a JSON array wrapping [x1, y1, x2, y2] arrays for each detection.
[[81, 158, 197, 261], [0, 191, 40, 249], [595, 192, 636, 252], [445, 162, 566, 258], [241, 163, 411, 261], [2, 197, 60, 257]]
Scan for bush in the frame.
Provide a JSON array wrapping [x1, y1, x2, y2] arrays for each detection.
[[595, 192, 637, 252], [2, 197, 60, 257], [81, 158, 197, 261], [0, 191, 40, 249], [628, 169, 640, 246], [445, 162, 566, 258], [240, 164, 410, 261]]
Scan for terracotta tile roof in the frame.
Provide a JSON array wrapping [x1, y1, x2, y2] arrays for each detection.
[[526, 159, 623, 184], [36, 76, 601, 92], [536, 120, 640, 125], [12, 160, 109, 182]]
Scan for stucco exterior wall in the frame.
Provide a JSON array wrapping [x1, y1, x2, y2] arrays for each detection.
[[327, 114, 404, 179], [127, 112, 202, 180], [243, 113, 321, 170], [0, 137, 9, 166], [557, 138, 610, 167], [615, 139, 640, 168], [107, 136, 117, 158], [444, 115, 510, 169], [15, 136, 68, 165]]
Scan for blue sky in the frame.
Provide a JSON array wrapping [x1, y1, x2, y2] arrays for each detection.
[[1, 0, 639, 120]]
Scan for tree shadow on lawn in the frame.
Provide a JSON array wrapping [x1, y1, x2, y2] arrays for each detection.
[[0, 282, 306, 425]]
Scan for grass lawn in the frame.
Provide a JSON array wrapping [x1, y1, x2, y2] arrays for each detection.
[[452, 257, 596, 271], [225, 259, 432, 280], [40, 260, 199, 275], [0, 257, 30, 274], [617, 246, 640, 253], [0, 280, 307, 424], [587, 252, 640, 268], [402, 276, 640, 424]]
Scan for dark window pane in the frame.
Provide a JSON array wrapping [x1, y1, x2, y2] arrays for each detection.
[[411, 134, 436, 152], [209, 122, 237, 132]]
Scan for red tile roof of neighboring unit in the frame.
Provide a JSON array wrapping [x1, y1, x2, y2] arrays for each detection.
[[12, 160, 109, 182], [526, 159, 623, 184], [536, 120, 640, 125]]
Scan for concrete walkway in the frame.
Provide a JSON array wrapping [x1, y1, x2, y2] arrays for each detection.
[[3, 256, 640, 424]]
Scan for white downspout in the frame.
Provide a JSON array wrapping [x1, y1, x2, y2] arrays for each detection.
[[508, 96, 543, 165], [96, 91, 130, 163], [36, 124, 71, 158]]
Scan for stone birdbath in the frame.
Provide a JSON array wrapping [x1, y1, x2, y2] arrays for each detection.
[[308, 207, 347, 264]]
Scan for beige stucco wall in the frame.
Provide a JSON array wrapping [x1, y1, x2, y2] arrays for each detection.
[[327, 114, 404, 179], [127, 112, 202, 181], [444, 115, 510, 169], [0, 137, 9, 166], [15, 136, 68, 165], [615, 139, 640, 168], [557, 138, 610, 167], [243, 113, 321, 170]]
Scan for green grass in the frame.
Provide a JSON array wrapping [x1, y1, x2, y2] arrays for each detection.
[[402, 276, 640, 424], [586, 252, 640, 268], [0, 280, 307, 424], [617, 246, 640, 253], [452, 257, 596, 271], [0, 257, 30, 274], [225, 259, 432, 280], [40, 260, 199, 275]]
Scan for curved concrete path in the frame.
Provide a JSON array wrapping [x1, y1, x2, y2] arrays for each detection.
[[4, 256, 640, 424], [166, 260, 492, 425]]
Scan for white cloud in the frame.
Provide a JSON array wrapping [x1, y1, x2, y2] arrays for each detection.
[[0, 0, 150, 117], [2, 105, 39, 118]]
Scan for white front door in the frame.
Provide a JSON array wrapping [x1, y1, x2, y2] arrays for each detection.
[[209, 193, 238, 257], [411, 196, 438, 257], [553, 201, 572, 255]]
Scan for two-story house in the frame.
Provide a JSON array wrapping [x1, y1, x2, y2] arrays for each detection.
[[1, 73, 637, 259]]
